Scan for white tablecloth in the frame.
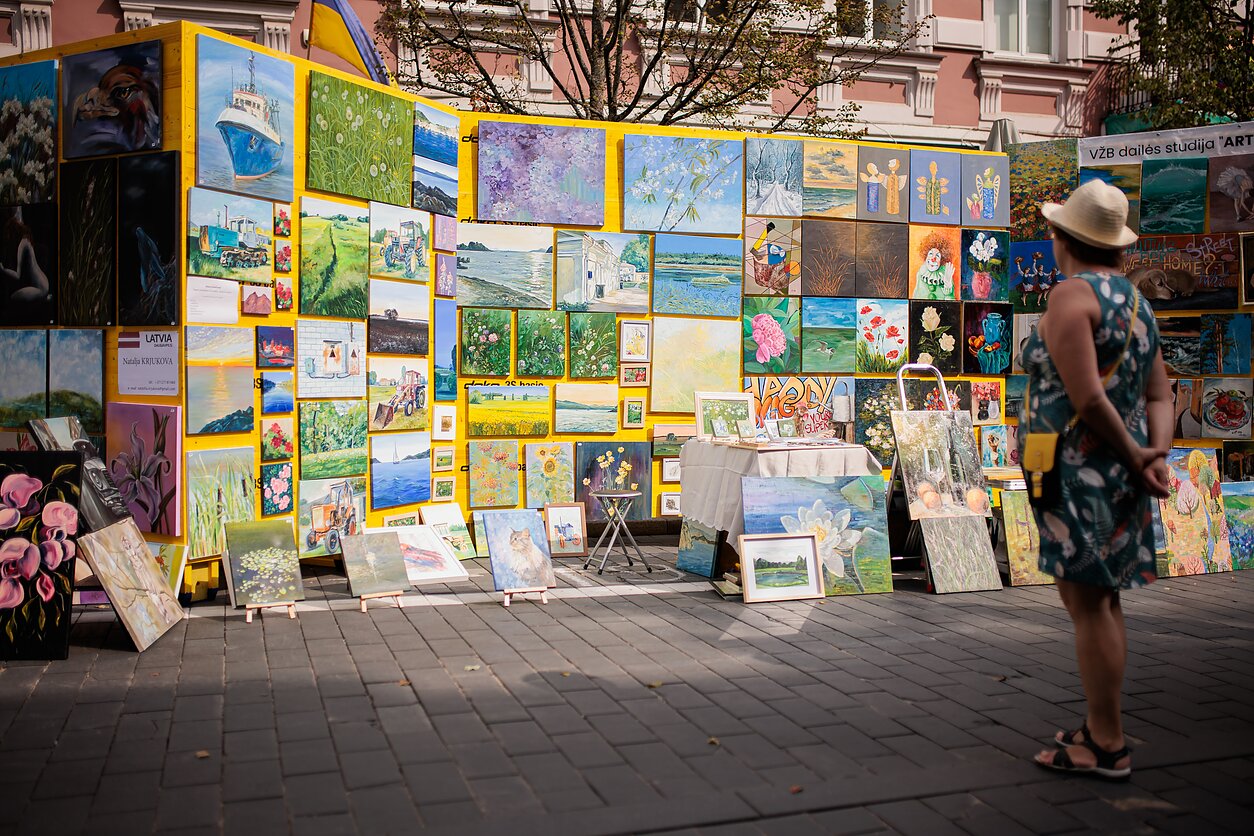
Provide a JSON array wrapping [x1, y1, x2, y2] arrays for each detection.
[[679, 440, 881, 542]]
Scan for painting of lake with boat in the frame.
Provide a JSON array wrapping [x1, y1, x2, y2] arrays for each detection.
[[652, 233, 742, 318]]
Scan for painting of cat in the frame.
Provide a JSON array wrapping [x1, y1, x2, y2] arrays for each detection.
[[482, 510, 556, 591]]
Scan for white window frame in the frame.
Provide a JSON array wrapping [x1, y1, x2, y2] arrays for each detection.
[[982, 0, 1060, 62], [834, 0, 916, 46]]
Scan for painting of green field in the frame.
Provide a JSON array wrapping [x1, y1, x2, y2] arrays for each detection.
[[801, 298, 856, 373], [467, 385, 551, 437], [650, 317, 741, 413], [307, 71, 412, 206], [368, 355, 428, 433], [298, 400, 368, 479], [300, 196, 369, 319]]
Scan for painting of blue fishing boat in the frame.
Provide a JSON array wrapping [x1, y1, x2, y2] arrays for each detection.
[[196, 35, 294, 202]]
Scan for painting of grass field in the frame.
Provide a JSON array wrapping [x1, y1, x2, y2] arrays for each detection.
[[307, 71, 411, 206], [467, 385, 551, 437], [299, 196, 369, 319], [187, 447, 256, 559], [368, 357, 428, 432], [298, 400, 368, 479]]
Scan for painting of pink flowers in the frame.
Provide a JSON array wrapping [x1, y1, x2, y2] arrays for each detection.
[[105, 402, 181, 537], [477, 121, 606, 226], [856, 299, 909, 373], [261, 462, 293, 517], [743, 297, 800, 374], [0, 452, 82, 661]]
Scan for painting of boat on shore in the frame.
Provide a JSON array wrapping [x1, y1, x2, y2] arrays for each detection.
[[555, 231, 650, 312], [456, 223, 553, 309], [652, 234, 742, 318]]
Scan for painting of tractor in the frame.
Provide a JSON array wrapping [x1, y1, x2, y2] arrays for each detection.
[[381, 220, 426, 278], [304, 479, 360, 554], [372, 367, 426, 431], [198, 205, 271, 269]]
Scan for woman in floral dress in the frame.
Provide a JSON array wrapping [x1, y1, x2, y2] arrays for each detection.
[[1019, 180, 1174, 780]]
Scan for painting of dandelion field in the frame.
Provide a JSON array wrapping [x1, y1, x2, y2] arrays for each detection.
[[307, 71, 411, 206], [741, 475, 892, 596]]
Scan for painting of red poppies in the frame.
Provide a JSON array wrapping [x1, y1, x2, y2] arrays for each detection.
[[105, 402, 181, 537]]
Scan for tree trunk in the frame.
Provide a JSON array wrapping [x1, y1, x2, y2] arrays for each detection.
[[588, 0, 608, 119]]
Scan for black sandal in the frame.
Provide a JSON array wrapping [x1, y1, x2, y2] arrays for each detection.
[[1054, 722, 1088, 748], [1036, 737, 1132, 781]]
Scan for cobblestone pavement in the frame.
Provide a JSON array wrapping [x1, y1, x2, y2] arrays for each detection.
[[2, 539, 1253, 835]]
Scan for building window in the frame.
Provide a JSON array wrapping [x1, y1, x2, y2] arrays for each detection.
[[991, 0, 1053, 56], [838, 0, 903, 40]]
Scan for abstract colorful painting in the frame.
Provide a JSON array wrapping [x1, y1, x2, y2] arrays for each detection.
[[855, 222, 909, 298], [296, 319, 366, 399], [460, 308, 512, 377], [568, 311, 618, 379], [1200, 378, 1253, 440], [575, 442, 652, 522], [433, 298, 457, 401], [745, 137, 803, 216], [0, 61, 57, 204], [1208, 153, 1254, 233], [186, 447, 256, 559], [1140, 157, 1207, 235], [467, 385, 551, 437], [483, 509, 555, 591], [799, 219, 854, 296], [477, 121, 605, 226], [856, 146, 908, 222], [105, 402, 181, 536], [919, 515, 1001, 593], [1008, 138, 1077, 241], [743, 296, 800, 375], [1220, 482, 1254, 571], [47, 329, 104, 434], [307, 71, 411, 205], [677, 517, 722, 577], [368, 278, 429, 356], [1080, 164, 1141, 233], [890, 410, 989, 520], [1000, 489, 1054, 586], [652, 234, 741, 318], [118, 151, 179, 326], [456, 222, 553, 309], [297, 476, 365, 557], [370, 432, 431, 509], [369, 201, 428, 281], [855, 299, 908, 373], [801, 298, 856, 373], [963, 302, 1013, 375], [909, 149, 960, 225], [525, 442, 574, 508], [623, 135, 743, 234], [298, 400, 368, 479], [1009, 240, 1062, 313], [81, 518, 184, 650], [368, 356, 428, 433], [223, 519, 303, 607], [908, 300, 961, 375], [185, 326, 254, 435], [1159, 448, 1232, 576], [59, 159, 117, 326], [469, 440, 520, 508], [742, 475, 891, 596], [516, 310, 566, 377], [909, 224, 960, 300], [412, 102, 459, 217], [260, 461, 293, 517], [744, 376, 852, 438], [341, 532, 411, 596], [959, 154, 1009, 227], [62, 41, 161, 158], [299, 196, 368, 318], [650, 318, 740, 413], [554, 384, 617, 433], [744, 217, 801, 296], [802, 140, 857, 219], [1200, 313, 1252, 375], [187, 186, 272, 285], [195, 36, 294, 202], [960, 229, 1009, 302]]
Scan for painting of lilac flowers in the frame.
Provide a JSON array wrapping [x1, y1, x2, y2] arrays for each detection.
[[79, 517, 184, 651], [622, 135, 743, 235], [743, 297, 800, 375], [741, 475, 892, 596], [105, 402, 181, 537], [0, 452, 82, 660], [477, 121, 606, 226], [0, 61, 57, 204]]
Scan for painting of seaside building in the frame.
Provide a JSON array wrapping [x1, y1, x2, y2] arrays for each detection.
[[555, 231, 650, 312]]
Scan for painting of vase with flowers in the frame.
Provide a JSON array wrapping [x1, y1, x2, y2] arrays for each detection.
[[960, 229, 1009, 302]]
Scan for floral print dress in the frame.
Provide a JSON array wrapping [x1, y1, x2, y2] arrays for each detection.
[[1018, 272, 1161, 589]]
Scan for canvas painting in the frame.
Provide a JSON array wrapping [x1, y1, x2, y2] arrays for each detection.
[[1079, 164, 1141, 233], [1000, 489, 1054, 587], [960, 154, 1009, 227], [432, 213, 456, 252], [433, 298, 457, 401], [745, 137, 802, 216], [960, 229, 1009, 302], [261, 461, 293, 517], [743, 296, 800, 375], [478, 121, 605, 226], [1158, 316, 1199, 377], [418, 503, 476, 560], [856, 147, 908, 222], [738, 534, 824, 604], [0, 204, 55, 326], [744, 375, 853, 439], [741, 475, 891, 595], [1140, 157, 1207, 235], [525, 443, 574, 507], [909, 225, 960, 300], [434, 252, 457, 297], [186, 447, 256, 559], [970, 380, 1004, 425], [651, 233, 741, 318], [256, 325, 294, 368], [650, 318, 741, 413], [1012, 313, 1043, 374], [1199, 313, 1252, 375], [855, 298, 908, 373], [555, 231, 650, 312], [1220, 482, 1254, 571], [297, 476, 365, 557], [187, 186, 272, 285], [1126, 233, 1239, 311], [801, 298, 856, 373], [59, 159, 117, 326], [677, 517, 722, 577], [370, 432, 431, 510], [575, 442, 652, 522], [1159, 448, 1232, 576], [468, 440, 520, 508], [341, 532, 411, 596], [1222, 440, 1254, 482], [468, 385, 551, 437], [432, 446, 454, 472], [368, 357, 428, 433], [653, 423, 696, 457], [275, 276, 293, 310], [744, 217, 801, 296], [195, 36, 294, 202], [1009, 240, 1061, 313], [623, 135, 742, 234], [909, 149, 960, 224], [307, 71, 410, 205], [394, 525, 470, 585], [854, 222, 909, 298], [1005, 375, 1027, 421], [369, 201, 428, 281], [568, 311, 618, 379], [241, 283, 273, 315], [117, 151, 178, 326], [483, 509, 556, 591], [460, 308, 512, 376], [80, 518, 184, 651], [802, 140, 857, 219], [890, 410, 990, 519], [1208, 153, 1254, 233], [47, 329, 104, 434], [432, 405, 456, 440], [296, 319, 366, 399], [412, 102, 459, 216], [516, 310, 566, 377], [222, 519, 303, 607], [980, 424, 1008, 467], [1008, 138, 1077, 241], [456, 223, 553, 309], [1200, 378, 1253, 440], [369, 278, 429, 356], [1173, 378, 1204, 439], [105, 402, 180, 536], [261, 371, 293, 416], [907, 379, 969, 414], [855, 378, 906, 466], [694, 392, 753, 441], [554, 384, 617, 433], [299, 196, 368, 318], [274, 204, 291, 237], [185, 325, 254, 435], [0, 61, 57, 204], [799, 219, 854, 296], [963, 302, 1014, 375], [907, 300, 961, 376], [298, 400, 368, 478], [147, 541, 188, 597], [0, 453, 80, 661], [919, 515, 1001, 593], [62, 41, 161, 158]]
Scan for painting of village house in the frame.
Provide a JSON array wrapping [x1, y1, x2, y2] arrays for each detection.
[[555, 231, 651, 313]]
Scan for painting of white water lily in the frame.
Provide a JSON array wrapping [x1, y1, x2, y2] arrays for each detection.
[[741, 475, 892, 596]]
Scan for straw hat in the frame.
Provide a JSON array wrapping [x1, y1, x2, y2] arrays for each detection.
[[1041, 179, 1138, 249]]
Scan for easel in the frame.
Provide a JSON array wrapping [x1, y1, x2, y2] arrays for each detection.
[[359, 591, 406, 612], [245, 602, 296, 623], [502, 587, 549, 607]]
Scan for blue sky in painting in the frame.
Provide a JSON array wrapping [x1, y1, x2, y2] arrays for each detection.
[[741, 476, 887, 538], [802, 298, 856, 329], [654, 233, 743, 259], [48, 330, 101, 396], [0, 331, 45, 403]]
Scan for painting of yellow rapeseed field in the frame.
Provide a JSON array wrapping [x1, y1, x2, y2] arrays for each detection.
[[467, 386, 551, 437]]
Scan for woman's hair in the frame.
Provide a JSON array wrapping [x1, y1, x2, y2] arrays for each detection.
[[1051, 226, 1124, 269], [918, 230, 953, 262]]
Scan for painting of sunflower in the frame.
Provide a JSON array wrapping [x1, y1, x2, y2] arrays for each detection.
[[524, 442, 574, 508]]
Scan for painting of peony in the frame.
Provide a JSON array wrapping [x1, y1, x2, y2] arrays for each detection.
[[622, 135, 743, 234], [741, 475, 892, 596], [79, 517, 184, 651], [477, 121, 606, 226], [260, 462, 293, 517], [105, 402, 181, 536], [743, 296, 800, 375], [855, 299, 908, 373], [0, 452, 82, 660], [0, 61, 57, 204]]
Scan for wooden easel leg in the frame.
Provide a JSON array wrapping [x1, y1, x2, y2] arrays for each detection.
[[245, 608, 254, 624], [287, 604, 295, 619], [502, 592, 511, 607], [360, 598, 368, 613]]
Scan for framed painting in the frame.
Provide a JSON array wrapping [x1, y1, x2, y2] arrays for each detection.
[[743, 297, 800, 375], [909, 148, 960, 225], [652, 233, 742, 318], [744, 217, 801, 296], [118, 151, 179, 326], [0, 61, 57, 204], [412, 102, 459, 217], [574, 441, 652, 522], [478, 121, 605, 226], [738, 533, 823, 604], [185, 326, 254, 436], [297, 400, 368, 478], [622, 396, 646, 430], [855, 299, 908, 373], [959, 154, 1010, 228], [694, 391, 754, 442], [619, 320, 651, 363], [105, 402, 181, 535], [800, 219, 855, 297], [542, 502, 587, 556], [432, 446, 455, 472], [516, 310, 567, 377], [368, 278, 429, 356], [59, 159, 117, 326], [369, 432, 432, 510], [745, 137, 802, 216], [468, 440, 519, 508], [525, 442, 574, 508], [677, 517, 723, 577], [418, 503, 477, 560], [433, 478, 457, 507], [384, 513, 419, 527], [908, 300, 961, 376], [800, 298, 856, 374], [661, 458, 681, 482], [456, 223, 554, 309], [963, 302, 1014, 375], [553, 384, 617, 433], [433, 298, 457, 401], [187, 447, 256, 559], [568, 311, 618, 379], [307, 71, 411, 205], [296, 319, 366, 399], [960, 229, 1010, 302], [432, 405, 457, 440], [369, 201, 428, 281], [909, 224, 960, 301], [659, 492, 682, 516], [467, 385, 551, 437], [856, 146, 908, 223], [299, 196, 368, 318], [222, 519, 303, 608], [1141, 157, 1207, 235], [296, 476, 365, 557], [459, 307, 512, 376], [62, 41, 162, 158], [341, 532, 410, 597], [483, 509, 556, 591], [48, 329, 105, 434], [802, 140, 857, 218], [619, 364, 650, 387], [622, 135, 743, 234]]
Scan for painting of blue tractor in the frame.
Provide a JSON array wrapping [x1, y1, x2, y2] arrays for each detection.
[[381, 220, 427, 278]]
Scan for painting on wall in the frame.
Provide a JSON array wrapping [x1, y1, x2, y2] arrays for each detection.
[[297, 476, 365, 557], [799, 219, 854, 296], [433, 298, 457, 401], [434, 252, 457, 297], [743, 296, 800, 375], [856, 146, 908, 223], [1208, 153, 1254, 233], [187, 186, 272, 285], [745, 137, 803, 216], [854, 222, 909, 298], [1159, 448, 1232, 576], [1221, 482, 1254, 571], [1008, 138, 1077, 241], [296, 319, 366, 399], [744, 217, 801, 296], [1173, 378, 1204, 439], [568, 311, 618, 379], [413, 102, 459, 216], [275, 275, 293, 310], [478, 121, 605, 226], [261, 371, 293, 416], [0, 204, 55, 327], [855, 298, 908, 373], [117, 151, 179, 326], [298, 400, 368, 479], [802, 140, 857, 219], [960, 154, 1009, 227], [919, 515, 1001, 593], [909, 149, 960, 225], [260, 462, 293, 517], [908, 224, 960, 300], [368, 356, 428, 433], [575, 442, 652, 522], [47, 329, 104, 434], [1200, 378, 1253, 440], [185, 325, 254, 435], [307, 71, 411, 205], [1000, 489, 1055, 587], [369, 201, 428, 281], [1222, 440, 1254, 482], [61, 41, 161, 158], [187, 447, 256, 559], [456, 222, 553, 309], [81, 518, 184, 650], [460, 308, 512, 377], [432, 213, 456, 252], [855, 378, 907, 466], [1009, 240, 1061, 313], [195, 35, 294, 202], [1079, 164, 1141, 233], [222, 519, 303, 608], [677, 517, 722, 577], [370, 432, 432, 510], [59, 159, 117, 326], [963, 302, 1014, 375], [554, 384, 617, 433], [652, 233, 741, 318], [1140, 157, 1208, 235], [299, 196, 368, 318], [516, 310, 567, 377], [483, 509, 556, 591], [1199, 313, 1252, 375], [256, 325, 294, 369], [0, 61, 57, 204], [622, 135, 743, 234], [525, 442, 574, 508], [467, 385, 551, 437], [890, 410, 989, 519], [742, 475, 891, 596], [105, 402, 181, 536], [1126, 233, 1239, 312], [1011, 313, 1043, 374], [341, 532, 411, 596], [960, 229, 1009, 302], [970, 379, 1004, 425], [801, 298, 856, 373], [980, 424, 1008, 467], [907, 300, 961, 376], [555, 231, 650, 312], [368, 278, 429, 356], [650, 317, 741, 413], [469, 440, 520, 508]]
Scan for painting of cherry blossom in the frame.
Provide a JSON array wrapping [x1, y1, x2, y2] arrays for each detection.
[[622, 135, 743, 235], [477, 121, 606, 226], [105, 402, 181, 537], [855, 299, 908, 373]]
